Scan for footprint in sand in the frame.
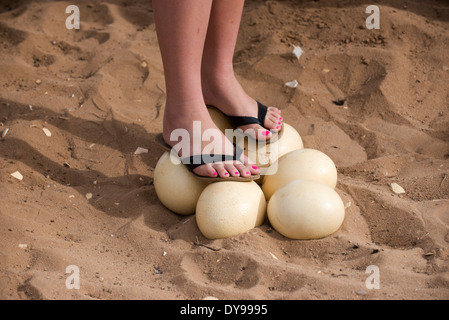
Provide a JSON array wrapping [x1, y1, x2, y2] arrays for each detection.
[[178, 252, 261, 291], [0, 22, 27, 48]]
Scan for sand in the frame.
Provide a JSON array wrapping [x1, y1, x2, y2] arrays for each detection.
[[0, 0, 448, 300]]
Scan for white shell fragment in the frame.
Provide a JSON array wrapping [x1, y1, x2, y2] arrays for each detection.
[[292, 45, 304, 60], [269, 252, 279, 260], [134, 147, 149, 155], [11, 171, 23, 180], [285, 80, 298, 88], [1, 128, 9, 138], [42, 128, 52, 137], [85, 193, 93, 200], [391, 183, 405, 194]]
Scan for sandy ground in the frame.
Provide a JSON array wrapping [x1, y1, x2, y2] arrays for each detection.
[[0, 0, 448, 300]]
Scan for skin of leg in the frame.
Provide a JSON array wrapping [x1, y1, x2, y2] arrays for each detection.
[[152, 0, 259, 178], [152, 0, 211, 108], [201, 0, 283, 140]]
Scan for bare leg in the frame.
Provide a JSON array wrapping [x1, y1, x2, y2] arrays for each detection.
[[152, 0, 259, 178], [201, 0, 283, 141]]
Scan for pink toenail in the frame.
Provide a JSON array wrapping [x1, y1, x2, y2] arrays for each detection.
[[278, 122, 282, 125], [276, 126, 280, 129], [246, 172, 250, 175], [224, 172, 229, 176], [235, 172, 239, 175], [213, 172, 218, 176], [280, 117, 283, 120], [252, 165, 259, 170], [263, 130, 270, 136]]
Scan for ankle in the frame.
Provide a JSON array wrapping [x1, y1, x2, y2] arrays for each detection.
[[202, 74, 236, 106], [202, 63, 235, 89], [163, 101, 212, 134]]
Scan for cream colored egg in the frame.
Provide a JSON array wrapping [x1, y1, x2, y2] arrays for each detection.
[[263, 148, 337, 200], [196, 181, 267, 239], [267, 180, 345, 240], [236, 123, 303, 184], [154, 152, 210, 215]]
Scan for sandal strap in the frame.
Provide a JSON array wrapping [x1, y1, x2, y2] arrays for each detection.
[[180, 144, 244, 172], [225, 101, 268, 128]]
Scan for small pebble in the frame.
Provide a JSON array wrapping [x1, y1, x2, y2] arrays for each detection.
[[42, 128, 52, 137], [11, 171, 23, 181], [391, 183, 405, 194], [285, 80, 298, 88], [1, 128, 9, 138], [134, 147, 148, 155]]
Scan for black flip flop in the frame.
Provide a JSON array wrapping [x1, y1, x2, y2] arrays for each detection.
[[154, 133, 260, 182], [207, 101, 284, 144]]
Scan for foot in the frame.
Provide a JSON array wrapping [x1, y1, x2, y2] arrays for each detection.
[[162, 101, 260, 179], [202, 72, 283, 141]]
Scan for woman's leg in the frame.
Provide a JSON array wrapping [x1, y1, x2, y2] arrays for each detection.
[[152, 0, 259, 178], [202, 0, 283, 141]]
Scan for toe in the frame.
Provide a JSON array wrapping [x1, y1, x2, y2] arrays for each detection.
[[268, 106, 281, 116], [239, 156, 260, 176], [264, 107, 283, 132], [213, 164, 231, 178], [249, 164, 260, 175], [234, 163, 252, 177], [256, 127, 273, 140], [265, 115, 280, 130], [193, 164, 218, 178], [264, 117, 282, 133], [224, 163, 241, 177]]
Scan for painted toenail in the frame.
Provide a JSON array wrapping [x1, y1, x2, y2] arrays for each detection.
[[252, 165, 259, 170], [276, 126, 280, 129], [280, 117, 283, 120], [278, 122, 282, 125], [235, 172, 239, 175], [224, 172, 229, 176], [263, 130, 270, 136], [246, 172, 250, 175], [213, 172, 218, 176]]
